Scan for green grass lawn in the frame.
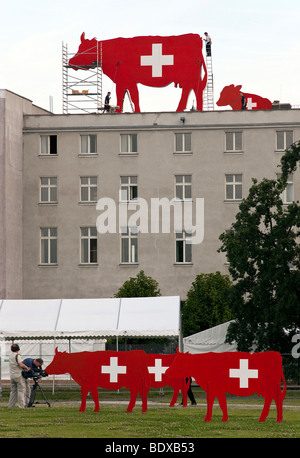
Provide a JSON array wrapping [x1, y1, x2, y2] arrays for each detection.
[[0, 386, 299, 438]]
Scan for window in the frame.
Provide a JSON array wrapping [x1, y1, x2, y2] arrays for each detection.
[[120, 134, 137, 153], [175, 175, 192, 200], [121, 227, 138, 263], [40, 227, 57, 264], [225, 132, 242, 152], [176, 231, 192, 263], [80, 177, 98, 202], [225, 174, 243, 200], [80, 135, 97, 154], [41, 135, 57, 155], [80, 227, 98, 264], [120, 176, 138, 201], [277, 173, 294, 204], [175, 133, 191, 153], [40, 177, 57, 203], [276, 131, 293, 151]]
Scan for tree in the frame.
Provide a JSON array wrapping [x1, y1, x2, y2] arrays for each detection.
[[182, 272, 233, 337], [114, 270, 161, 298], [114, 271, 163, 347], [218, 141, 300, 352]]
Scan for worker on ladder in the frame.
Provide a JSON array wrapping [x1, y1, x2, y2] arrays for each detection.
[[204, 32, 212, 56]]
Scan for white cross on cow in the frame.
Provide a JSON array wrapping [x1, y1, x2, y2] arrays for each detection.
[[148, 358, 169, 382], [101, 357, 127, 383], [229, 358, 258, 388], [141, 43, 174, 77], [246, 97, 257, 110]]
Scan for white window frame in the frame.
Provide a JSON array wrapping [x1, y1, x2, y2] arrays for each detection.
[[175, 175, 192, 200], [225, 174, 243, 201], [175, 132, 192, 153], [80, 134, 97, 155], [225, 131, 243, 152], [80, 227, 98, 264], [80, 176, 98, 202], [40, 135, 57, 155], [120, 134, 137, 154], [40, 227, 57, 265], [276, 131, 293, 151], [175, 231, 192, 263], [120, 176, 138, 201], [40, 177, 57, 203], [120, 227, 138, 264]]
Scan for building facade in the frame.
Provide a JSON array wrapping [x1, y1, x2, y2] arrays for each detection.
[[0, 90, 50, 299], [1, 90, 300, 299]]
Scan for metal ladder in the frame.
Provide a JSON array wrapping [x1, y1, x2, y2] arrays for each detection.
[[124, 89, 135, 112], [203, 53, 214, 111]]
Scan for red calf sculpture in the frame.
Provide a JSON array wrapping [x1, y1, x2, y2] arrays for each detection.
[[217, 84, 272, 110]]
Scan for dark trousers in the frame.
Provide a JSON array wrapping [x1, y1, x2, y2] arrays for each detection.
[[180, 377, 197, 405]]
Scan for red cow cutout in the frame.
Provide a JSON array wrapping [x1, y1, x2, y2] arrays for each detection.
[[147, 354, 190, 407], [166, 351, 286, 422], [46, 348, 150, 412], [216, 84, 272, 110], [69, 32, 207, 113]]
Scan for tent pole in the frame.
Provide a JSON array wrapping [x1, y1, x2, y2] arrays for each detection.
[[179, 300, 183, 352], [52, 339, 56, 395], [68, 338, 72, 389]]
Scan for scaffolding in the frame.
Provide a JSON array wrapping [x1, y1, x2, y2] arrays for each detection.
[[62, 41, 103, 114], [203, 51, 214, 111]]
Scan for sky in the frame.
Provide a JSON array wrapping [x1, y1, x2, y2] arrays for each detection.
[[1, 0, 300, 113]]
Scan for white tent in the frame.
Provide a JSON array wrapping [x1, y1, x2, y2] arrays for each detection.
[[183, 320, 237, 354], [0, 296, 181, 382], [0, 339, 106, 381], [0, 296, 181, 339]]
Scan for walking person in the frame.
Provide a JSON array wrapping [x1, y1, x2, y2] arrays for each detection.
[[179, 377, 197, 406]]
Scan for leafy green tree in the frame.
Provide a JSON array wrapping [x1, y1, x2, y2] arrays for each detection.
[[113, 271, 163, 347], [182, 272, 233, 337], [114, 270, 161, 298], [219, 141, 300, 352]]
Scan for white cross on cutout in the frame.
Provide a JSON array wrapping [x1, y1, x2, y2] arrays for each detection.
[[148, 358, 169, 382], [141, 43, 174, 77], [101, 357, 127, 383], [246, 97, 257, 110], [229, 359, 258, 388]]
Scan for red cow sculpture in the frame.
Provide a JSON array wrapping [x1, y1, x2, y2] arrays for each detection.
[[46, 348, 150, 412], [147, 354, 190, 407], [69, 32, 207, 113], [216, 84, 272, 110], [166, 351, 286, 422]]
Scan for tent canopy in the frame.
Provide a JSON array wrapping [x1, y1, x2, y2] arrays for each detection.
[[183, 321, 236, 353], [0, 296, 181, 339]]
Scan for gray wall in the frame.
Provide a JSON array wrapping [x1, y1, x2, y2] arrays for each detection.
[[0, 90, 49, 298], [21, 109, 300, 299]]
